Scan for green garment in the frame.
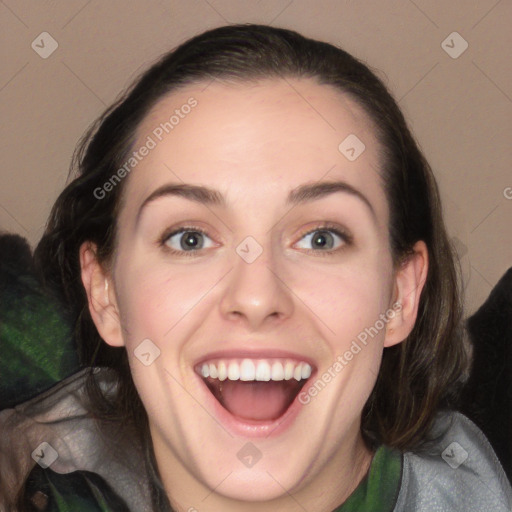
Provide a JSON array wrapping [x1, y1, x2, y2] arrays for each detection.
[[334, 445, 402, 512], [0, 235, 80, 410], [22, 466, 131, 512]]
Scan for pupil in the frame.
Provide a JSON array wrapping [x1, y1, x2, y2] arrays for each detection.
[[181, 231, 202, 250]]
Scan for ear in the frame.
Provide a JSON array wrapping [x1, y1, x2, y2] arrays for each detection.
[[79, 241, 125, 347], [384, 240, 428, 348]]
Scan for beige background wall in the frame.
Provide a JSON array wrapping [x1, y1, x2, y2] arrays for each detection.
[[1, 0, 510, 316]]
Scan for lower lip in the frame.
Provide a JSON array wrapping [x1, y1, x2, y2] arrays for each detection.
[[195, 373, 314, 438]]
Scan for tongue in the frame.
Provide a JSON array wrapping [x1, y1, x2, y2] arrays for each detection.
[[215, 380, 301, 421]]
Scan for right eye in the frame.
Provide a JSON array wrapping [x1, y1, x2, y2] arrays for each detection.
[[161, 227, 216, 255]]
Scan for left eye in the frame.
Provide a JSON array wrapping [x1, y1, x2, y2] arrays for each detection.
[[164, 229, 215, 252], [295, 229, 347, 251]]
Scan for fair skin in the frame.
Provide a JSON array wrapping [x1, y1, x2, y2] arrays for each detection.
[[80, 78, 428, 512]]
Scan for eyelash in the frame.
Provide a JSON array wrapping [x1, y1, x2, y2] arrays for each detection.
[[158, 222, 353, 258]]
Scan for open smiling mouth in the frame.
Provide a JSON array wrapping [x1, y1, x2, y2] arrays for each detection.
[[194, 358, 314, 430]]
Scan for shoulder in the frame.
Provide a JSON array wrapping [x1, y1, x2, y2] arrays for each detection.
[[394, 410, 512, 512], [0, 368, 152, 511]]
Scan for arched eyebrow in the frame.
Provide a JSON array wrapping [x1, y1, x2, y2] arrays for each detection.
[[287, 181, 376, 219], [136, 183, 225, 226], [136, 180, 376, 225]]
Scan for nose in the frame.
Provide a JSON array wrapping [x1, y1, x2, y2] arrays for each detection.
[[219, 240, 295, 330]]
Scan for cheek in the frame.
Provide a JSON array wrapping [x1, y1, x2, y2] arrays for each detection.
[[113, 256, 216, 344], [296, 258, 393, 340]]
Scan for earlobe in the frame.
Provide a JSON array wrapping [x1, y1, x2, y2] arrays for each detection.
[[384, 241, 429, 348], [79, 241, 125, 347]]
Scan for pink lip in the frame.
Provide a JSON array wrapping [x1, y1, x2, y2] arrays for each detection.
[[193, 348, 317, 368], [193, 364, 317, 438]]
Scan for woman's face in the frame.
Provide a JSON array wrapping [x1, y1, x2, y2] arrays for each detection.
[[85, 78, 420, 508]]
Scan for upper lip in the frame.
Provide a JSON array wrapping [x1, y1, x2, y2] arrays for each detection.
[[193, 348, 317, 369]]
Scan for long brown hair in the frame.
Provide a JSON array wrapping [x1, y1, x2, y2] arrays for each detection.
[[33, 23, 468, 506]]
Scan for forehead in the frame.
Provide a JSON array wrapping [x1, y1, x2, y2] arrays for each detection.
[[122, 78, 387, 223]]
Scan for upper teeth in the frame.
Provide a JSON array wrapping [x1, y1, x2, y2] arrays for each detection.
[[198, 359, 312, 382]]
